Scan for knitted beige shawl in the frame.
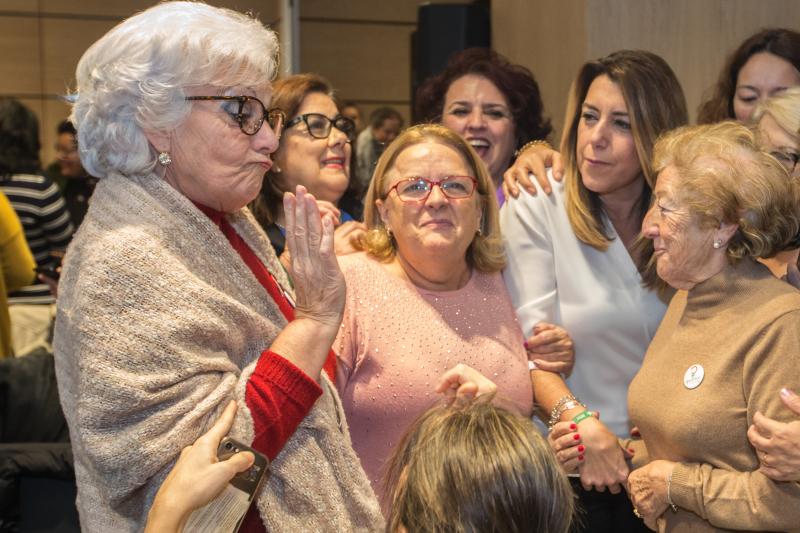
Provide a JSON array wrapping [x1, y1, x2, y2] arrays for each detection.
[[53, 172, 383, 532]]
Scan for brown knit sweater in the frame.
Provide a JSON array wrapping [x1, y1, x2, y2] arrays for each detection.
[[629, 259, 800, 532]]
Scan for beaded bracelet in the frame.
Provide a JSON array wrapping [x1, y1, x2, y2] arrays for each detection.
[[547, 394, 586, 430], [515, 139, 552, 158], [666, 469, 679, 513]]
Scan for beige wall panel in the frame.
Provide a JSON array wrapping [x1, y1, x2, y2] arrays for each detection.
[[40, 98, 73, 169], [41, 18, 116, 95], [493, 0, 587, 142], [0, 16, 41, 94], [299, 21, 413, 105], [0, 1, 38, 13], [301, 0, 468, 23], [301, 0, 418, 22], [585, 0, 800, 123], [40, 0, 277, 20]]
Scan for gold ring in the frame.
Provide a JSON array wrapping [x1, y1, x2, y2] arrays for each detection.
[[762, 452, 770, 466], [633, 508, 642, 518]]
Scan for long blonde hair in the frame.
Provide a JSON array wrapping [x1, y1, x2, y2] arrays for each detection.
[[561, 51, 688, 277]]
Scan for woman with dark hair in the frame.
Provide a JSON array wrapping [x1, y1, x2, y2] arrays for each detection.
[[415, 47, 552, 205], [250, 73, 365, 261], [502, 50, 688, 532], [698, 28, 800, 124], [0, 98, 73, 356]]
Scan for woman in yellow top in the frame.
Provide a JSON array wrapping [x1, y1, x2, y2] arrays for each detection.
[[0, 192, 35, 356]]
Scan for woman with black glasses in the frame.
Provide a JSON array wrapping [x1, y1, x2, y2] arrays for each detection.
[[251, 74, 367, 264], [53, 3, 383, 531]]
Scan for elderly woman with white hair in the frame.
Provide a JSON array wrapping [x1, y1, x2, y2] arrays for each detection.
[[54, 2, 382, 532]]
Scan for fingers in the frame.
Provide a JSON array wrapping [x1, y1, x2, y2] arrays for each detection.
[[436, 364, 497, 402], [453, 382, 479, 407], [531, 359, 571, 374], [529, 164, 551, 195], [319, 214, 336, 261], [303, 193, 323, 252], [552, 151, 565, 180], [220, 450, 255, 475], [752, 410, 782, 438], [198, 400, 238, 447], [781, 387, 800, 415], [502, 168, 522, 199], [549, 421, 578, 440]]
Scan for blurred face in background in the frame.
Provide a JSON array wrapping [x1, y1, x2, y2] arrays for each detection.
[[56, 132, 84, 178], [734, 52, 800, 122]]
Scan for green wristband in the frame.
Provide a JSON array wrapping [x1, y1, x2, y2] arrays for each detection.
[[572, 409, 594, 424]]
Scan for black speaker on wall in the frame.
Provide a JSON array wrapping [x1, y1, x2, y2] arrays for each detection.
[[411, 1, 491, 122]]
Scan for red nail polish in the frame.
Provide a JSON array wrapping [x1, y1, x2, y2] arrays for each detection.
[[570, 423, 577, 430], [628, 448, 635, 454], [574, 434, 581, 441], [578, 455, 584, 461], [523, 341, 529, 349], [578, 445, 585, 452]]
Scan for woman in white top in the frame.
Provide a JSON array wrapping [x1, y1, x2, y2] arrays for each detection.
[[501, 50, 688, 533]]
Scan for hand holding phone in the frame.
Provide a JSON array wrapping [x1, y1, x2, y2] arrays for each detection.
[[145, 401, 268, 533]]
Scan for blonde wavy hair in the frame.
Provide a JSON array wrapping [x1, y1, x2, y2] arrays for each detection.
[[358, 123, 505, 273], [652, 121, 800, 261], [752, 86, 800, 142], [384, 401, 574, 533]]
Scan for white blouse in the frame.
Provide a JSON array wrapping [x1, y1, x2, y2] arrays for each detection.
[[501, 178, 667, 437]]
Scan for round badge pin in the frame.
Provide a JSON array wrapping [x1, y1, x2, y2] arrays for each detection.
[[683, 364, 704, 390]]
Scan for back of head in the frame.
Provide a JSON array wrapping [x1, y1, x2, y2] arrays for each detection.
[[369, 107, 403, 130], [385, 401, 574, 533], [72, 1, 279, 179], [0, 98, 41, 178], [698, 28, 800, 124], [653, 121, 800, 260]]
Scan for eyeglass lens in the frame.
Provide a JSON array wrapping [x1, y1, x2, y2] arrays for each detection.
[[396, 177, 476, 201], [304, 113, 355, 139]]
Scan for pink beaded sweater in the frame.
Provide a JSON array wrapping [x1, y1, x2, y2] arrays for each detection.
[[335, 252, 534, 496]]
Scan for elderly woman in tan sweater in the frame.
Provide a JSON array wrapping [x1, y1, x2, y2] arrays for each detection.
[[626, 121, 800, 531]]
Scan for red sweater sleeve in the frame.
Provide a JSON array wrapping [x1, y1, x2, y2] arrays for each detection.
[[245, 350, 322, 460]]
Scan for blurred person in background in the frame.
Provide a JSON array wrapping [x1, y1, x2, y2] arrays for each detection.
[[0, 98, 73, 357], [45, 119, 98, 229], [0, 192, 35, 357], [354, 106, 403, 190]]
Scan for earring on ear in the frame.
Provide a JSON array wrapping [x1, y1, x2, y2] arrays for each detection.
[[157, 151, 172, 167], [273, 164, 282, 174], [385, 227, 393, 239], [713, 239, 723, 249]]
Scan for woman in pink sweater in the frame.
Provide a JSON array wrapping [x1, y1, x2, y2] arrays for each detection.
[[334, 124, 573, 498]]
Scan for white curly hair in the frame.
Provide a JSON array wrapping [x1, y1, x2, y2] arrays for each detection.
[[71, 1, 279, 179]]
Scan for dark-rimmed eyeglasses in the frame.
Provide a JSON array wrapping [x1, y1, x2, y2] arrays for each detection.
[[771, 150, 800, 173], [386, 176, 478, 203], [185, 96, 285, 137], [285, 113, 356, 141]]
